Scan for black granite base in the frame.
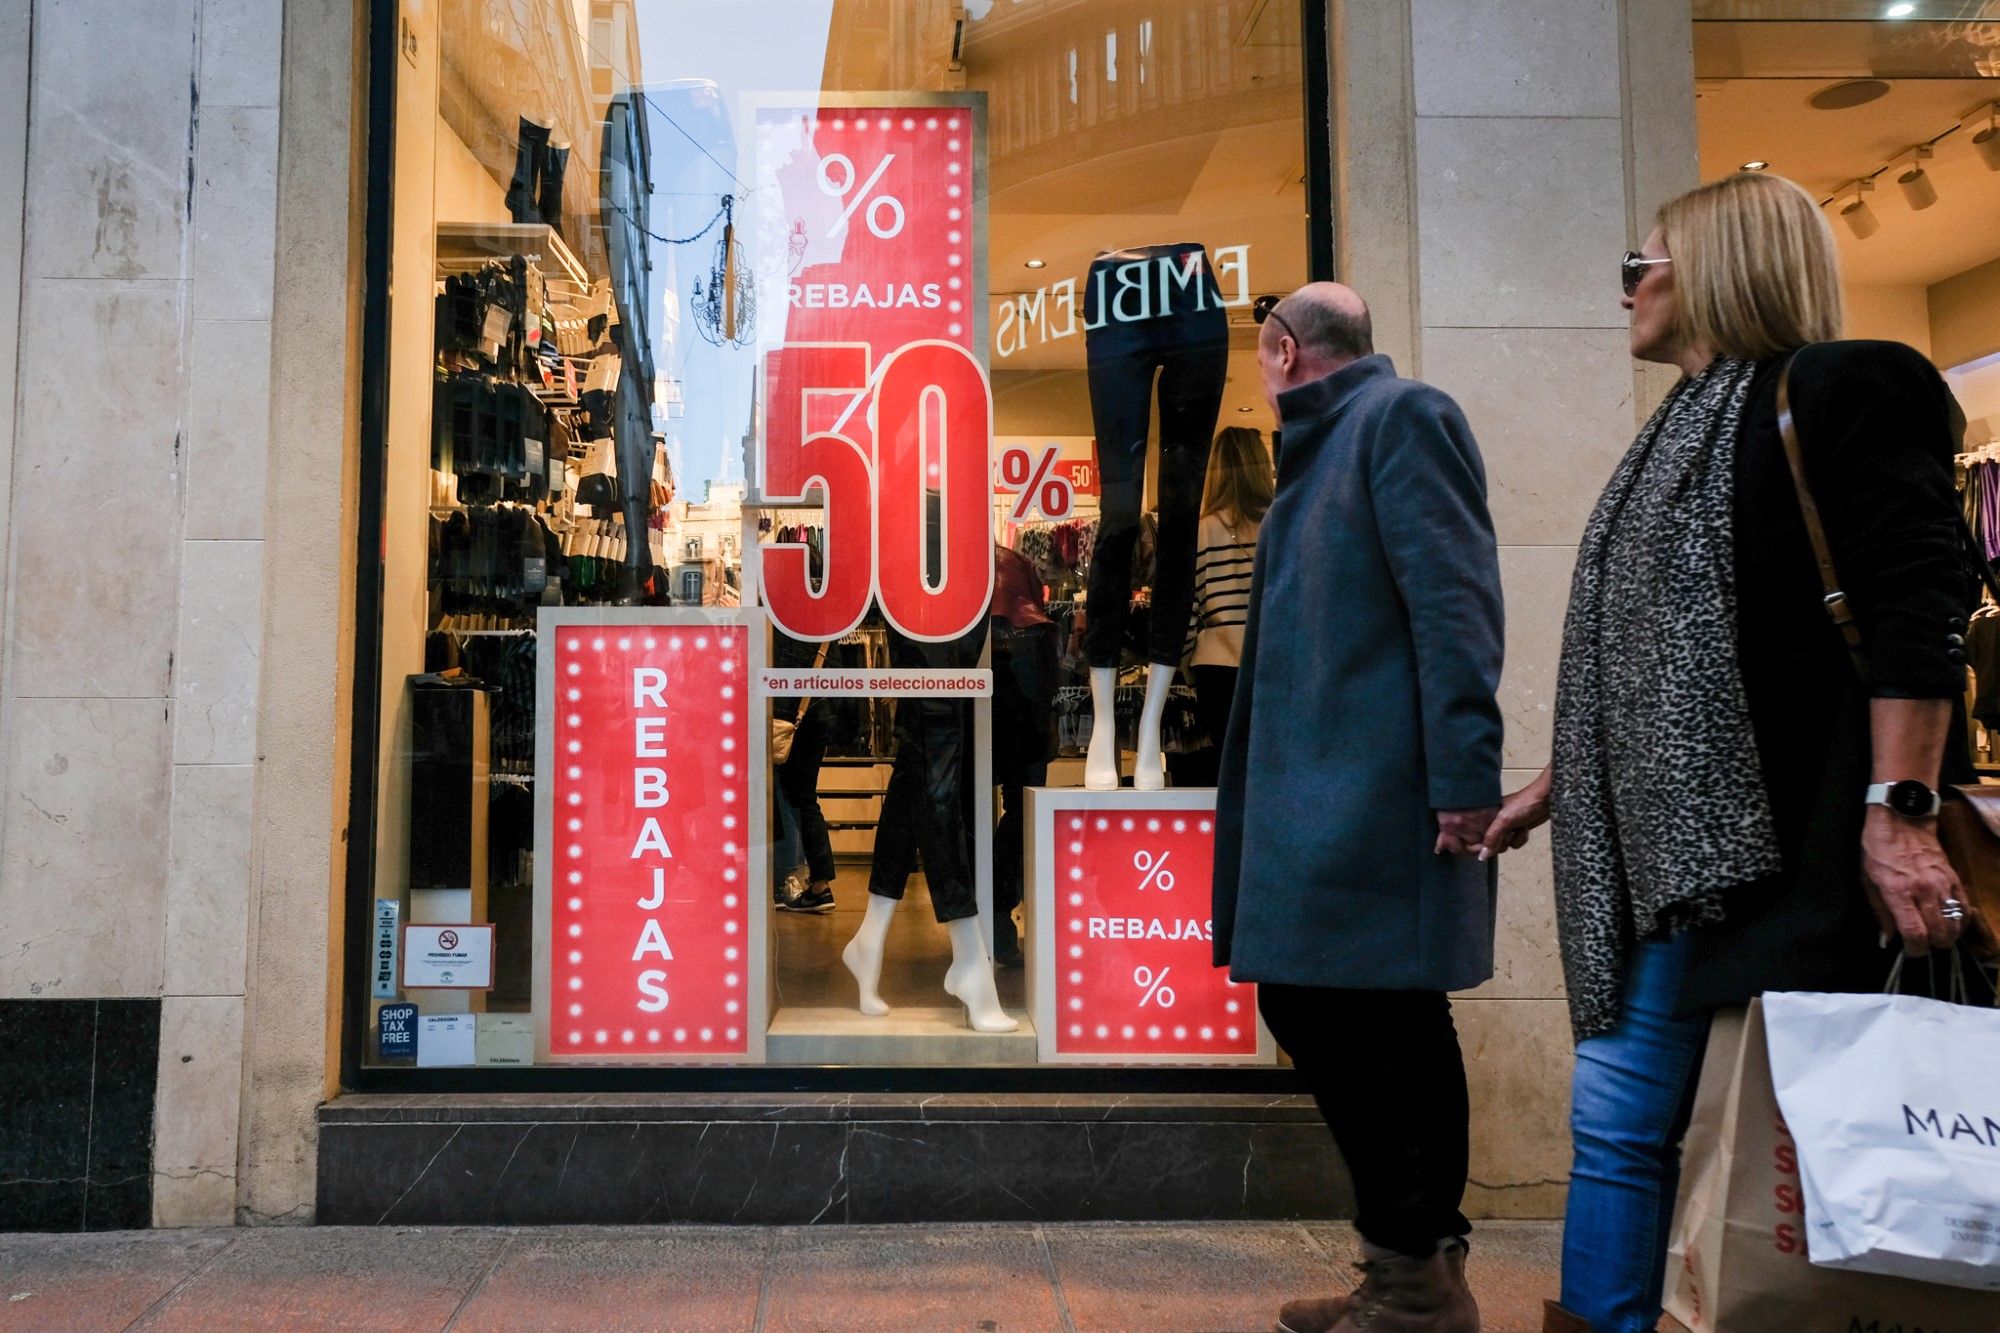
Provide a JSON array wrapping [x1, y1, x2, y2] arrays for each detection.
[[0, 999, 161, 1231], [317, 1094, 1355, 1225]]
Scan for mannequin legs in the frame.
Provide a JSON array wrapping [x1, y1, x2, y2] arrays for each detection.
[[839, 893, 1018, 1031], [1085, 663, 1176, 790], [1084, 666, 1120, 789], [840, 893, 897, 1016], [1132, 662, 1175, 792], [945, 917, 1019, 1032]]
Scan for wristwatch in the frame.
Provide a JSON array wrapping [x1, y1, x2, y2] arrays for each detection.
[[1865, 780, 1942, 819]]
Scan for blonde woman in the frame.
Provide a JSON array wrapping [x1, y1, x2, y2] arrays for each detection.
[[1481, 173, 1972, 1332], [1186, 425, 1274, 782]]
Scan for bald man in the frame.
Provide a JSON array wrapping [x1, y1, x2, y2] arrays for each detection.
[[1210, 283, 1503, 1333]]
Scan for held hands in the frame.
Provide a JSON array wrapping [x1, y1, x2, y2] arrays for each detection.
[[1436, 807, 1500, 857], [1472, 768, 1554, 861], [1861, 806, 1966, 957]]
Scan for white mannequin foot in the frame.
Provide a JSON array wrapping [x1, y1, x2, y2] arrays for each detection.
[[1084, 666, 1120, 790], [841, 893, 898, 1016], [1131, 663, 1174, 792], [944, 917, 1019, 1032]]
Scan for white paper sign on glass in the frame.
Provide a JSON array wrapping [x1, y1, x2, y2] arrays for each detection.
[[402, 924, 495, 990]]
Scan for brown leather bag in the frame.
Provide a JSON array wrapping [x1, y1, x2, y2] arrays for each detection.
[[1776, 355, 2000, 959]]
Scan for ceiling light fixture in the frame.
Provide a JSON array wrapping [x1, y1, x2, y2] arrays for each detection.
[[1897, 146, 1939, 209], [1886, 3, 1916, 16], [1236, 406, 1254, 413], [1976, 104, 2000, 172], [1839, 184, 1880, 239], [1023, 258, 1046, 269], [1740, 160, 1770, 172]]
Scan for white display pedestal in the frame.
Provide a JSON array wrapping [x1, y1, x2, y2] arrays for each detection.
[[1026, 787, 1275, 1066]]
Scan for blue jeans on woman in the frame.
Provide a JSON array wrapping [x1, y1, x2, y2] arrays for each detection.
[[1560, 933, 1713, 1332]]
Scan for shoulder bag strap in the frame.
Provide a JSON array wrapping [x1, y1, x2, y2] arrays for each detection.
[[1777, 353, 1869, 675], [794, 639, 831, 724]]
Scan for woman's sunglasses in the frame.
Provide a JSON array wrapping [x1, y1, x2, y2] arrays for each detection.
[[1621, 251, 1672, 298], [1252, 293, 1300, 345]]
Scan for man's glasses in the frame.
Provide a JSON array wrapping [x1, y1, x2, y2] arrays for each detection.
[[1252, 293, 1300, 346], [1621, 251, 1672, 298]]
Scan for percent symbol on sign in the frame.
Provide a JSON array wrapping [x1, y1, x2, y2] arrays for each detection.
[[1133, 849, 1175, 891], [998, 444, 1075, 521], [817, 153, 906, 239], [1133, 966, 1177, 1007]]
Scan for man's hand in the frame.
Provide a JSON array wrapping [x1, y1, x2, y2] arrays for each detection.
[[1436, 808, 1499, 858], [1861, 807, 1965, 957]]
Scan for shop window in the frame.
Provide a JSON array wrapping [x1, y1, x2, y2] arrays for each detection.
[[357, 0, 1322, 1078]]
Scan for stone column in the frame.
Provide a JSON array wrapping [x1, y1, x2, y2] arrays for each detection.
[[1335, 0, 1697, 1219]]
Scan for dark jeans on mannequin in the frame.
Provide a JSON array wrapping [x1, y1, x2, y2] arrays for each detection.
[[1258, 983, 1473, 1256], [1081, 243, 1229, 668], [867, 628, 985, 922]]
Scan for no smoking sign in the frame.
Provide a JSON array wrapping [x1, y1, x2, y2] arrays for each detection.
[[1029, 790, 1271, 1065]]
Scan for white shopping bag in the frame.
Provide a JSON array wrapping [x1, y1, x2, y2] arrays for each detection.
[[1763, 986, 2000, 1291]]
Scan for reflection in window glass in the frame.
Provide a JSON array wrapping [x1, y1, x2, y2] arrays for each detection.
[[367, 0, 1311, 1072]]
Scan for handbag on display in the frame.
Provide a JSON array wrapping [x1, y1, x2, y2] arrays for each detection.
[[770, 641, 830, 765], [1777, 353, 2000, 959]]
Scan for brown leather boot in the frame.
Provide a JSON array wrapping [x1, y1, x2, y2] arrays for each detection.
[[1327, 1243, 1479, 1333], [1275, 1292, 1355, 1333], [1541, 1300, 1591, 1332]]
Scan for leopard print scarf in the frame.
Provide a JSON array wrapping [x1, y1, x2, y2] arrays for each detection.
[[1551, 357, 1784, 1042]]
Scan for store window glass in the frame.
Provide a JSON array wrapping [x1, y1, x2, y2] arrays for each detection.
[[362, 0, 1316, 1072]]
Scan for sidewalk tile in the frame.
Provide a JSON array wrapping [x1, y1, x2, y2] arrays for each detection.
[[130, 1226, 504, 1332], [1045, 1223, 1339, 1332], [448, 1228, 765, 1333], [0, 1231, 233, 1333], [760, 1225, 1060, 1332]]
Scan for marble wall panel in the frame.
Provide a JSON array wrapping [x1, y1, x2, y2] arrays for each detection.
[[198, 0, 283, 109], [1412, 0, 1622, 120], [1497, 544, 1575, 772], [0, 698, 172, 999], [1466, 768, 1565, 1001], [190, 106, 279, 322], [151, 995, 244, 1226], [162, 763, 252, 996], [1457, 996, 1574, 1219], [172, 540, 264, 766], [9, 278, 183, 700], [1415, 117, 1629, 331], [184, 319, 272, 541], [1424, 326, 1633, 547], [22, 0, 196, 281]]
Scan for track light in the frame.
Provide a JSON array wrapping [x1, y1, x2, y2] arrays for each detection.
[[1976, 105, 2000, 172], [1840, 185, 1880, 239], [1897, 147, 1938, 209]]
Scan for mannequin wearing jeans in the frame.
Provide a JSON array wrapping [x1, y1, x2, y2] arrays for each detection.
[[1080, 243, 1228, 789], [841, 625, 1017, 1032]]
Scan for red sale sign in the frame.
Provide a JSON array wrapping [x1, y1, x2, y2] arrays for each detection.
[[1029, 791, 1272, 1064], [533, 610, 766, 1063], [752, 96, 993, 645]]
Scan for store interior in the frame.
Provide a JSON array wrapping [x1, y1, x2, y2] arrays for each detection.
[[1693, 7, 2000, 762], [369, 0, 1310, 1067]]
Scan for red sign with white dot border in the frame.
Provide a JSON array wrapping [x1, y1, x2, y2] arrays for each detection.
[[1028, 788, 1274, 1066], [533, 609, 767, 1064]]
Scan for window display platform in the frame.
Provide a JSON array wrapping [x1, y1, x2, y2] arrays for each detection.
[[766, 1006, 1036, 1065], [316, 1092, 1353, 1225]]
